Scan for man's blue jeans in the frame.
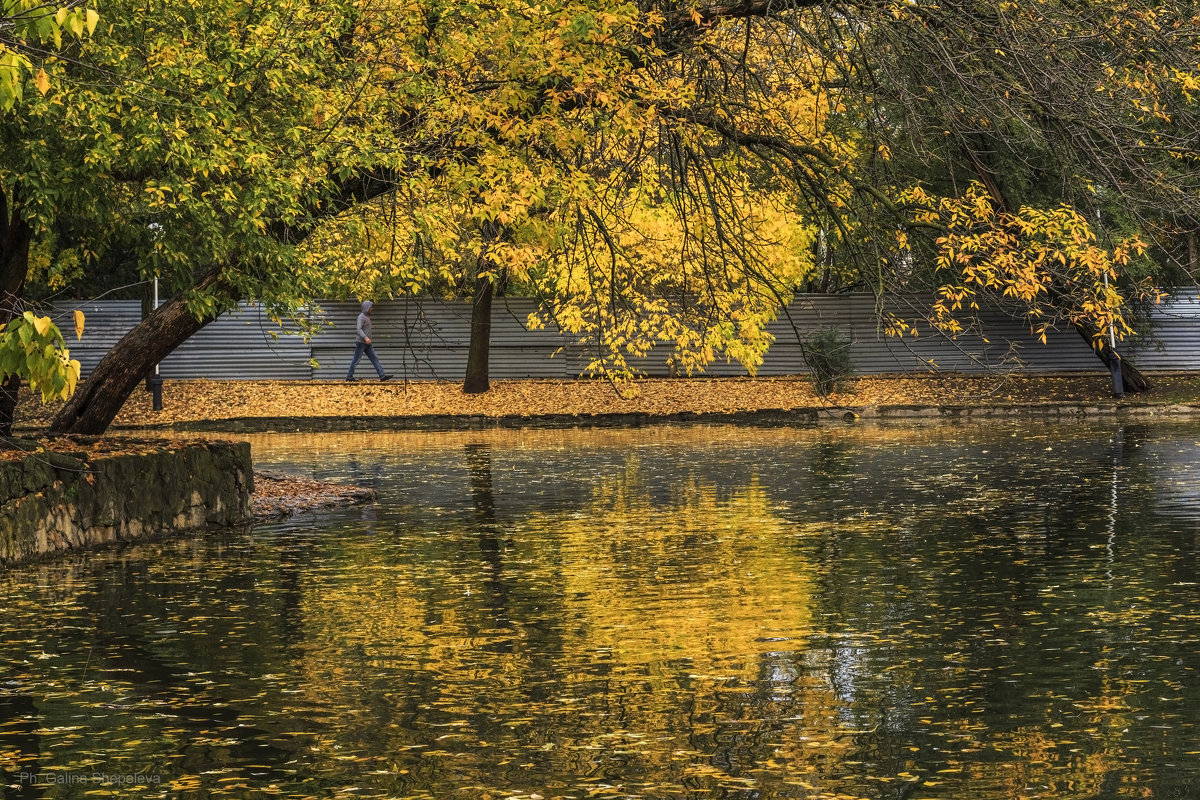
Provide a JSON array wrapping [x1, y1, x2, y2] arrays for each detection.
[[347, 342, 385, 379]]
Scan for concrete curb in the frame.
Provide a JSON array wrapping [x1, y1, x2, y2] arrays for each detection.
[[97, 401, 1200, 434]]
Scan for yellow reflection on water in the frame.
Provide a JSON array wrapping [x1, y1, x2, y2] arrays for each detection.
[[549, 470, 814, 669]]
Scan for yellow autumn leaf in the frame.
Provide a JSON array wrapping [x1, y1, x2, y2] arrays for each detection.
[[73, 309, 85, 340], [34, 69, 49, 95], [32, 315, 52, 337]]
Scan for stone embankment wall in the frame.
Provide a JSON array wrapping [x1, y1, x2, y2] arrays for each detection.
[[0, 440, 252, 566]]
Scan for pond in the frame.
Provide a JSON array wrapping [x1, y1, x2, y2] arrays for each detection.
[[2, 420, 1200, 799]]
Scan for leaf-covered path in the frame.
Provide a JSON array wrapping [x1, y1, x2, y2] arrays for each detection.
[[16, 374, 1200, 431]]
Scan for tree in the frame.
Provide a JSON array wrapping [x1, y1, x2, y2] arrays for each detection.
[[1, 0, 97, 435], [286, 0, 844, 392], [2, 0, 406, 434], [238, 0, 838, 395], [351, 0, 1190, 393], [47, 177, 399, 435]]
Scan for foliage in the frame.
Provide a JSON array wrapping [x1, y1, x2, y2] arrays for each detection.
[[295, 0, 846, 379], [0, 309, 81, 402], [0, 0, 97, 110], [884, 184, 1157, 346], [830, 0, 1200, 286], [527, 185, 817, 379], [2, 0, 392, 311], [325, 0, 1197, 381]]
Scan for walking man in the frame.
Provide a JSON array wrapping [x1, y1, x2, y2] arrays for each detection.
[[346, 300, 393, 381]]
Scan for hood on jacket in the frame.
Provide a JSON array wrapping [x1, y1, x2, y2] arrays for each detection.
[[360, 300, 374, 314]]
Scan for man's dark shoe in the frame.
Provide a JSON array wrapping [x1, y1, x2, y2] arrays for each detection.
[[346, 377, 357, 382], [380, 374, 394, 381]]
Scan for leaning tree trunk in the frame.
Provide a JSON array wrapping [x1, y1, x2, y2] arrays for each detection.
[[0, 192, 32, 437], [462, 272, 494, 394], [49, 270, 228, 435], [1075, 321, 1152, 394]]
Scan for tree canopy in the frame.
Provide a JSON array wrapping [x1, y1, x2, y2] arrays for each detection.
[[0, 0, 1195, 432]]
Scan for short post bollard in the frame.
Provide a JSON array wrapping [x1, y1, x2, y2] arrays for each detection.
[[147, 373, 163, 411]]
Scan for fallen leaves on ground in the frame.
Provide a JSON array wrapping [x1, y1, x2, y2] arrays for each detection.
[[251, 471, 376, 520], [17, 373, 1199, 430]]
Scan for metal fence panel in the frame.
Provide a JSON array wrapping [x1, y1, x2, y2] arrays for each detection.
[[162, 305, 312, 380], [52, 292, 1200, 381], [49, 301, 313, 380], [1128, 292, 1200, 369], [46, 301, 143, 376]]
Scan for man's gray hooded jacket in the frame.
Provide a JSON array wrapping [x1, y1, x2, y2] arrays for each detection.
[[356, 301, 374, 343]]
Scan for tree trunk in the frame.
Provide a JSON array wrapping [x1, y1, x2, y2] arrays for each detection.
[[462, 272, 494, 394], [0, 191, 32, 437], [1075, 321, 1152, 394], [0, 376, 19, 438], [463, 221, 502, 395], [49, 270, 228, 435]]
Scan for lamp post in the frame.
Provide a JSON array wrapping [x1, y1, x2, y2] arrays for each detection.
[[1104, 270, 1123, 399], [147, 275, 163, 411], [1094, 207, 1124, 398]]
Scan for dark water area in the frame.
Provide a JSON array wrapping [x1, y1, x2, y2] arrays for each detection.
[[2, 421, 1200, 799]]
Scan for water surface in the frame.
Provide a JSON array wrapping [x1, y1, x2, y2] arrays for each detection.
[[2, 421, 1200, 799]]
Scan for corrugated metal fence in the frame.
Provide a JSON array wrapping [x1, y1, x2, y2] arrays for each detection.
[[45, 293, 1200, 381]]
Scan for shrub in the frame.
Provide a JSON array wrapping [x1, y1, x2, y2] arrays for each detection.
[[803, 326, 854, 396]]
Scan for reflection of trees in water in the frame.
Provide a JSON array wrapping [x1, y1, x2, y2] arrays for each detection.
[[283, 424, 1200, 796], [465, 443, 512, 636], [456, 465, 840, 794], [0, 540, 325, 797], [280, 453, 848, 795], [798, 422, 1200, 798], [275, 530, 310, 658], [8, 422, 1200, 798], [86, 541, 315, 777]]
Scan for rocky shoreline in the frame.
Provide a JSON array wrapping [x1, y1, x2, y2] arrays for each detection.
[[250, 471, 376, 521]]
